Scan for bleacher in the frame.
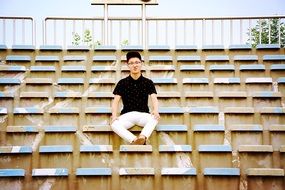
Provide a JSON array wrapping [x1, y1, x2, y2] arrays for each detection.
[[0, 44, 284, 190]]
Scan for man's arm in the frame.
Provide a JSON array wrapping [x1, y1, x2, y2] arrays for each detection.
[[150, 93, 160, 120], [111, 95, 121, 123]]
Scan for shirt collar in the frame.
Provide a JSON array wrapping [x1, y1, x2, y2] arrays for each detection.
[[128, 74, 143, 82]]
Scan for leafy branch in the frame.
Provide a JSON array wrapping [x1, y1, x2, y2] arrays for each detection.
[[72, 29, 101, 48], [247, 18, 285, 47]]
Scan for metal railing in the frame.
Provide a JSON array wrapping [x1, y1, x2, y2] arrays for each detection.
[[43, 17, 104, 47], [0, 16, 35, 46], [145, 16, 285, 48], [1, 15, 284, 48], [43, 15, 285, 48]]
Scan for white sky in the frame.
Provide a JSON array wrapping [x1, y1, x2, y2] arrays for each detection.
[[1, 0, 285, 19]]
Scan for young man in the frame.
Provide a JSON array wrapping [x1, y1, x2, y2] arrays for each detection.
[[111, 51, 160, 145]]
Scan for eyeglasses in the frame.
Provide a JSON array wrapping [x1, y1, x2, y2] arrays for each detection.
[[127, 61, 142, 66]]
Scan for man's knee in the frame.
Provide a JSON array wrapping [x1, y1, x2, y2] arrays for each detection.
[[111, 120, 119, 131], [148, 114, 158, 123]]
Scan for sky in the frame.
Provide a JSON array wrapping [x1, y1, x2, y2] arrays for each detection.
[[1, 0, 285, 19]]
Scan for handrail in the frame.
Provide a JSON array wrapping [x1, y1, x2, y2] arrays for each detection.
[[0, 15, 284, 48], [45, 17, 104, 21], [45, 15, 285, 20], [0, 16, 34, 46], [145, 15, 285, 20], [42, 15, 285, 48], [0, 16, 34, 20]]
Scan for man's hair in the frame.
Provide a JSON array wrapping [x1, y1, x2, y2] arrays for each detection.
[[126, 51, 142, 63]]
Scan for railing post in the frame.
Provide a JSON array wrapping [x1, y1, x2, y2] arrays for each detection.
[[42, 19, 45, 45], [22, 19, 25, 44], [240, 19, 243, 44], [249, 19, 252, 45], [64, 19, 66, 47], [2, 19, 6, 44], [221, 20, 224, 45], [109, 20, 112, 45], [166, 20, 168, 46], [142, 4, 147, 48], [183, 20, 186, 45], [13, 19, 16, 44], [33, 19, 36, 47], [53, 20, 56, 46], [278, 18, 281, 45], [230, 19, 233, 45], [104, 3, 108, 45], [259, 19, 262, 44], [212, 20, 214, 45], [202, 19, 205, 46], [119, 21, 122, 46], [268, 19, 271, 44], [174, 20, 177, 46], [128, 20, 132, 45], [193, 20, 196, 46]]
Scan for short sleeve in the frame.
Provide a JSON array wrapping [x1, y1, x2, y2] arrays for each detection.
[[113, 81, 123, 96], [148, 80, 157, 95]]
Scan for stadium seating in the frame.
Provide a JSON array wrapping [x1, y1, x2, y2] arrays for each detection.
[[0, 45, 284, 190]]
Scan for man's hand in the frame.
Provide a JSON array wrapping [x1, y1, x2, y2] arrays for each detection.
[[110, 116, 118, 124], [151, 111, 160, 120]]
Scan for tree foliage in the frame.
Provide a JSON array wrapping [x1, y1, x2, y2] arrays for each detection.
[[72, 29, 101, 48], [72, 32, 81, 46], [247, 18, 285, 47], [72, 29, 130, 48]]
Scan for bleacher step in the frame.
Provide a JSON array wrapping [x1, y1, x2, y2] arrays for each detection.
[[76, 168, 112, 176], [6, 55, 31, 62], [159, 145, 192, 152], [6, 126, 39, 133], [0, 169, 25, 177], [32, 168, 69, 177], [83, 125, 112, 132], [246, 168, 284, 176], [120, 145, 152, 152], [204, 168, 240, 176], [156, 125, 187, 132], [44, 126, 77, 133], [35, 55, 59, 62], [238, 145, 273, 152], [39, 145, 73, 153], [199, 145, 232, 152], [80, 145, 113, 152], [229, 124, 263, 131], [119, 168, 155, 175], [161, 168, 196, 175], [0, 146, 33, 154]]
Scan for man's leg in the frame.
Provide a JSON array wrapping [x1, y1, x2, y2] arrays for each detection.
[[111, 112, 137, 143], [137, 112, 158, 139]]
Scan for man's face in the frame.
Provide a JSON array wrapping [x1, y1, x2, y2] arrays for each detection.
[[127, 57, 142, 74]]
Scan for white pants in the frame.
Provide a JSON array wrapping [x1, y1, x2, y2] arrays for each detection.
[[111, 111, 158, 143]]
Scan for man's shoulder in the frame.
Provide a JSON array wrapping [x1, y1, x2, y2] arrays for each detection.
[[118, 76, 130, 83], [141, 76, 154, 83]]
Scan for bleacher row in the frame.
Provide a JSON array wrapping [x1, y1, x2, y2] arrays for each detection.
[[0, 44, 284, 190]]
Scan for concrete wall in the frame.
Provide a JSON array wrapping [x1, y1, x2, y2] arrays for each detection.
[[0, 45, 284, 190]]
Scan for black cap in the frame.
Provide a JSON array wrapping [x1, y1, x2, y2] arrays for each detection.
[[126, 51, 141, 63]]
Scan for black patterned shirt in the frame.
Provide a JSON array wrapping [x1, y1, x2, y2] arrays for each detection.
[[113, 75, 157, 114]]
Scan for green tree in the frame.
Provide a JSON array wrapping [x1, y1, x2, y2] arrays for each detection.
[[83, 29, 93, 47], [247, 18, 285, 47], [94, 40, 101, 48], [72, 32, 81, 46], [72, 29, 102, 48], [121, 39, 129, 47]]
